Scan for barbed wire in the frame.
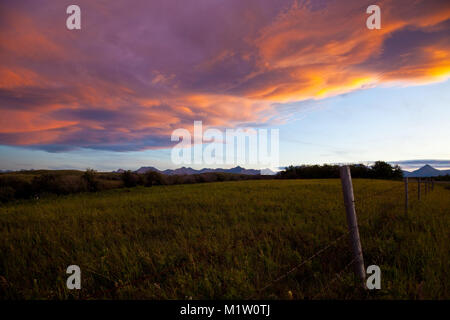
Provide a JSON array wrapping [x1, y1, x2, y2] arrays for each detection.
[[83, 180, 434, 299], [83, 259, 179, 299], [246, 231, 349, 299], [248, 181, 417, 299], [355, 185, 401, 201], [312, 256, 358, 299]]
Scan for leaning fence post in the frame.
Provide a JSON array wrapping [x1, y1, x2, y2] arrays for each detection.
[[418, 178, 421, 200], [339, 166, 365, 287], [404, 177, 408, 214]]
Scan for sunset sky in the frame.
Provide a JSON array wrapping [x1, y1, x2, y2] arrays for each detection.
[[1, 0, 449, 171]]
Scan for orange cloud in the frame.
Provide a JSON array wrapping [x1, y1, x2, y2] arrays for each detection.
[[0, 0, 449, 151], [0, 67, 40, 89], [241, 0, 450, 102]]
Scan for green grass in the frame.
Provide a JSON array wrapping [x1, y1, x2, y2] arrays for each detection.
[[0, 179, 448, 299]]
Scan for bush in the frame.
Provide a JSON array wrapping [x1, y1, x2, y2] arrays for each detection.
[[181, 175, 196, 184], [82, 168, 99, 192], [435, 174, 450, 181], [32, 174, 87, 195], [32, 174, 59, 195], [56, 175, 88, 194], [216, 173, 226, 182], [144, 171, 166, 187], [0, 176, 33, 200], [98, 173, 122, 181], [199, 173, 219, 183], [121, 170, 140, 188], [0, 186, 15, 202]]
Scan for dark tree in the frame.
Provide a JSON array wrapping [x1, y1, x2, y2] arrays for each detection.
[[82, 168, 99, 192], [121, 170, 139, 188], [144, 171, 166, 186]]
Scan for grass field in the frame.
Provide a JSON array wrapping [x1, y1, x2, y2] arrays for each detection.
[[0, 179, 448, 299]]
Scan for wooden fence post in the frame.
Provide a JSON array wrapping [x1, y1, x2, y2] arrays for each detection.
[[418, 178, 421, 201], [339, 166, 365, 287], [404, 177, 408, 214], [432, 179, 434, 191]]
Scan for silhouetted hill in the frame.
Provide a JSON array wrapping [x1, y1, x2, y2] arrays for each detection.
[[135, 166, 161, 174], [403, 164, 450, 177], [132, 166, 270, 175]]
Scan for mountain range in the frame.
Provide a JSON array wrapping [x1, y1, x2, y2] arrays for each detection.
[[115, 166, 276, 176], [403, 164, 450, 177], [115, 164, 450, 177]]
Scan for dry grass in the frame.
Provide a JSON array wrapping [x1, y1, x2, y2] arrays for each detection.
[[0, 179, 448, 299]]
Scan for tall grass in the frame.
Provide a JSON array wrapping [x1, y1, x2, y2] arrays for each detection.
[[0, 179, 448, 299]]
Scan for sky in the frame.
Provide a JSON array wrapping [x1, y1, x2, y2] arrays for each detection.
[[0, 0, 449, 171]]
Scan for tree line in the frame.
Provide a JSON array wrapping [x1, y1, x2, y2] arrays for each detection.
[[0, 161, 405, 203], [276, 161, 403, 179], [0, 169, 266, 202]]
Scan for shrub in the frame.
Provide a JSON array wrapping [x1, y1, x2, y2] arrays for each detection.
[[32, 174, 87, 195], [0, 176, 33, 199], [82, 168, 99, 192], [144, 171, 166, 187], [57, 175, 88, 194], [169, 175, 183, 185], [32, 174, 59, 195], [0, 186, 15, 202], [216, 173, 226, 182], [181, 175, 196, 184], [121, 170, 139, 188]]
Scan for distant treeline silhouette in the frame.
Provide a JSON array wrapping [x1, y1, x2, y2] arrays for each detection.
[[0, 169, 267, 202], [435, 175, 450, 181], [119, 170, 266, 188], [277, 161, 403, 180], [0, 161, 406, 203]]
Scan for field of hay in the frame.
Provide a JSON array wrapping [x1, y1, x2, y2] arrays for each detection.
[[0, 179, 448, 299]]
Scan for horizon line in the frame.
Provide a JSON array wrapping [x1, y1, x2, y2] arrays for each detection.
[[2, 160, 450, 173]]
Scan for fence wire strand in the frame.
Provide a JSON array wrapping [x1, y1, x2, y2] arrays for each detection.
[[250, 180, 420, 299], [84, 178, 434, 299], [312, 256, 358, 299], [247, 231, 349, 299]]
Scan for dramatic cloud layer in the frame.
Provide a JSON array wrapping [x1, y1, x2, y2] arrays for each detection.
[[1, 0, 449, 151]]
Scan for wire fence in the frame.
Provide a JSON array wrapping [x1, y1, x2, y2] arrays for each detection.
[[246, 175, 437, 299], [81, 174, 437, 299]]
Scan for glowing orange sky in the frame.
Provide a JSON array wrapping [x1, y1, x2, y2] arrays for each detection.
[[0, 0, 449, 151]]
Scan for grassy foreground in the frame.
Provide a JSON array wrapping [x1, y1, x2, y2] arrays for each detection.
[[0, 179, 448, 299]]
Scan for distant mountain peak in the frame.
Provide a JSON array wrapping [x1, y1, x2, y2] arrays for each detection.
[[124, 166, 277, 176], [135, 166, 161, 174], [404, 164, 449, 177]]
